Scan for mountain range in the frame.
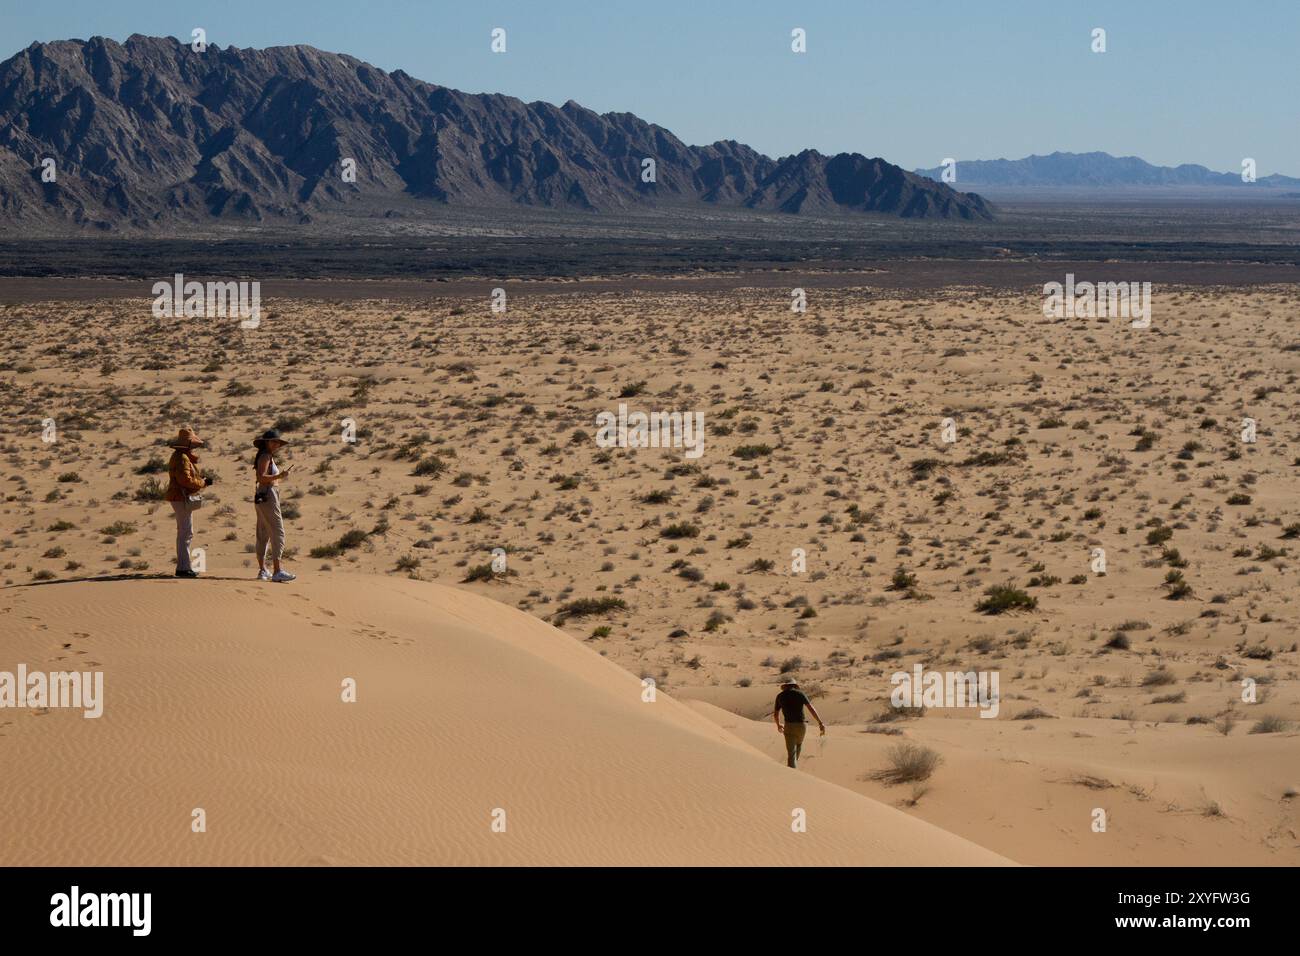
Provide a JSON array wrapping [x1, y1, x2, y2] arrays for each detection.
[[0, 35, 992, 231], [914, 151, 1300, 189]]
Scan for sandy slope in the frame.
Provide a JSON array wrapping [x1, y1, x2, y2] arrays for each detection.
[[682, 698, 1299, 866], [0, 574, 1008, 866]]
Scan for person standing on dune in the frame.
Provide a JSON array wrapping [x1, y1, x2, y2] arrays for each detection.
[[163, 426, 209, 579], [774, 678, 825, 769], [253, 429, 297, 583]]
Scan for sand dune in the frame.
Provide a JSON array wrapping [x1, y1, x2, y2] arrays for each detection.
[[682, 697, 1299, 866], [0, 574, 1008, 866]]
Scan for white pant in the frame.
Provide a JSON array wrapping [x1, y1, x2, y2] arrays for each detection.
[[255, 489, 285, 564], [171, 500, 194, 571]]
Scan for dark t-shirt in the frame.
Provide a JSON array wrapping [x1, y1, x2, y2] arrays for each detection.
[[775, 688, 811, 723]]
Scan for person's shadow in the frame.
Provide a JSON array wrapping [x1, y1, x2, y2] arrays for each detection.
[[7, 573, 254, 589]]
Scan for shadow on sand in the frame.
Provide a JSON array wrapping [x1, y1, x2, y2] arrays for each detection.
[[5, 573, 254, 590]]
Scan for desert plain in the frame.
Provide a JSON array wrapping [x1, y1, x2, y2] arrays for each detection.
[[1, 279, 1298, 865]]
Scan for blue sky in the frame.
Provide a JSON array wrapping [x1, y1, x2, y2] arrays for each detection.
[[3, 0, 1297, 175]]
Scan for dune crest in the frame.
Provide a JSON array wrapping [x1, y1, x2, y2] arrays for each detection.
[[0, 575, 1008, 866]]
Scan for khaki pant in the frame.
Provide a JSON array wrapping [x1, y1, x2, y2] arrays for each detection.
[[255, 489, 285, 565], [783, 722, 807, 768], [171, 500, 194, 572]]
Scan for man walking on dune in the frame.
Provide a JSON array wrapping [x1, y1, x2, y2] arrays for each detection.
[[774, 678, 825, 769]]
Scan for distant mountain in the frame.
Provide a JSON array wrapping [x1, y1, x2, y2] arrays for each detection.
[[914, 152, 1300, 188], [0, 35, 992, 231]]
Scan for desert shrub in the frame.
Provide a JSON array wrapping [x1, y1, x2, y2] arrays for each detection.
[[1140, 667, 1177, 687], [1248, 715, 1293, 734], [555, 597, 627, 621], [309, 528, 367, 559], [702, 610, 731, 632], [1014, 707, 1055, 720], [887, 567, 917, 591], [960, 450, 1020, 468], [1163, 570, 1193, 600], [1146, 526, 1173, 546], [975, 583, 1037, 614], [412, 455, 448, 478], [872, 743, 943, 784], [661, 522, 699, 539], [134, 477, 166, 502], [910, 458, 944, 480]]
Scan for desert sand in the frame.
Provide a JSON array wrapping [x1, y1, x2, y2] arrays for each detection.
[[1, 284, 1297, 865], [0, 574, 1006, 865]]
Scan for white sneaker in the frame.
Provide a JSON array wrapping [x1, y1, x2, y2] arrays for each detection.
[[271, 570, 297, 583], [257, 569, 271, 581]]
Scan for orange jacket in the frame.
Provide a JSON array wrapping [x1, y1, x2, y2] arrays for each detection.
[[165, 450, 206, 501]]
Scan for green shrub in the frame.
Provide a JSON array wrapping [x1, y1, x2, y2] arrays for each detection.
[[975, 583, 1037, 614], [555, 596, 628, 621], [661, 522, 699, 539]]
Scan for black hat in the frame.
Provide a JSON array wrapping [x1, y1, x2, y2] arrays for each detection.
[[253, 428, 289, 449]]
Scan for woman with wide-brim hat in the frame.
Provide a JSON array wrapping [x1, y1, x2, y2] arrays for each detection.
[[163, 426, 209, 578], [252, 429, 296, 582]]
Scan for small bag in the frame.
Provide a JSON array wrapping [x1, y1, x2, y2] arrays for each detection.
[[253, 450, 273, 504], [187, 494, 204, 510]]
